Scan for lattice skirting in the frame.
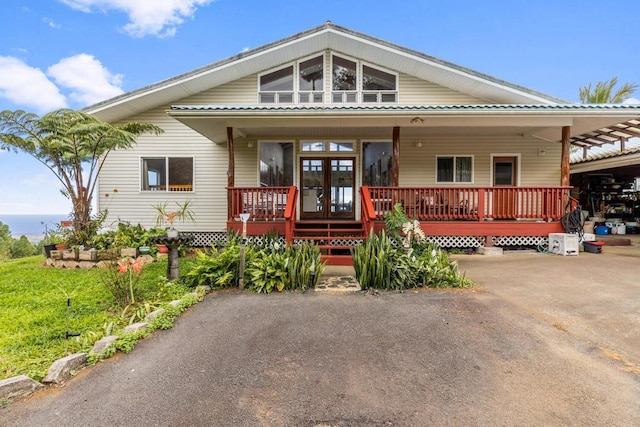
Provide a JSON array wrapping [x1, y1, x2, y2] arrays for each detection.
[[185, 232, 547, 249], [491, 235, 548, 247]]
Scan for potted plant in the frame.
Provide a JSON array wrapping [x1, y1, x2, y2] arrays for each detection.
[[153, 200, 195, 238], [43, 230, 67, 257]]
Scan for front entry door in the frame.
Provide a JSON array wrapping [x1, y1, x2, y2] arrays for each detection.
[[300, 157, 355, 219], [492, 156, 518, 218]]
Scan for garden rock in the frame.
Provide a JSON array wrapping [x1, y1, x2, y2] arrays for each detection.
[[145, 308, 165, 322], [123, 322, 148, 334], [91, 336, 118, 355], [0, 375, 43, 400], [42, 353, 87, 384], [169, 299, 181, 307]]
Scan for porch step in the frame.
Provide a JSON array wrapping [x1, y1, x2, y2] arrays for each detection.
[[293, 221, 365, 265]]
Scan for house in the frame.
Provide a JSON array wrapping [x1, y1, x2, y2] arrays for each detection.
[[86, 22, 640, 263]]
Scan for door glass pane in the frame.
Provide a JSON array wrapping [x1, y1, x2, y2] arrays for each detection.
[[302, 159, 324, 213], [331, 159, 353, 213], [495, 162, 513, 185]]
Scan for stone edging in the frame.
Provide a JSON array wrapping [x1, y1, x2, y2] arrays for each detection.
[[0, 287, 209, 402]]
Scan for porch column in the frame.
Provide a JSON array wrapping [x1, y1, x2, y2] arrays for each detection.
[[227, 127, 235, 219], [227, 127, 235, 187], [561, 126, 570, 187], [392, 126, 400, 186]]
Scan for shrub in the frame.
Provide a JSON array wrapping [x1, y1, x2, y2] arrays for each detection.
[[99, 256, 145, 307], [352, 230, 472, 290], [183, 242, 248, 289], [247, 243, 325, 293]]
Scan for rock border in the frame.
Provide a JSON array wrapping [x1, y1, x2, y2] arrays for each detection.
[[0, 286, 210, 402]]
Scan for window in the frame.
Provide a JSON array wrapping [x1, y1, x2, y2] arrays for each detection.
[[332, 55, 397, 103], [259, 142, 293, 186], [362, 65, 397, 102], [141, 157, 194, 191], [436, 156, 473, 183], [362, 142, 393, 186], [259, 66, 294, 103], [332, 55, 357, 103], [302, 141, 354, 152], [299, 56, 324, 103]]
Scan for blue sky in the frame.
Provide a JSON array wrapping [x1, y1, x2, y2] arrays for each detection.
[[0, 0, 638, 214]]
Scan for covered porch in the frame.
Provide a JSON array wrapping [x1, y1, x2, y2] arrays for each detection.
[[227, 185, 570, 254]]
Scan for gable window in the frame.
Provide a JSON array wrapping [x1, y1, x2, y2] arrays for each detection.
[[332, 56, 357, 103], [141, 157, 194, 191], [332, 55, 397, 103], [362, 65, 397, 103], [259, 66, 294, 104], [436, 156, 473, 183], [299, 56, 324, 103]]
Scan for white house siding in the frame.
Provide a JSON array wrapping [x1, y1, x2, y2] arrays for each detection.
[[398, 135, 561, 186], [184, 74, 257, 105], [398, 74, 489, 105], [98, 106, 231, 233]]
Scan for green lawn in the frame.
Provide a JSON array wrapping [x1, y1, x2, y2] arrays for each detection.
[[0, 256, 194, 381]]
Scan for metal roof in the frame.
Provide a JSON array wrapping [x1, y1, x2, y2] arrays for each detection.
[[170, 104, 640, 113]]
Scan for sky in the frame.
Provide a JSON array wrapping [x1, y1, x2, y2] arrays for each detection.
[[0, 0, 639, 215]]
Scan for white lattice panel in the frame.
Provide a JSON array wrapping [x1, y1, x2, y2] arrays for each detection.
[[492, 236, 547, 247]]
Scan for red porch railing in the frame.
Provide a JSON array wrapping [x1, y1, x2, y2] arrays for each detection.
[[365, 186, 572, 222], [227, 186, 298, 240]]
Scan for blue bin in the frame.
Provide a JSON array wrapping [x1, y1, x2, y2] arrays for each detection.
[[594, 225, 609, 235]]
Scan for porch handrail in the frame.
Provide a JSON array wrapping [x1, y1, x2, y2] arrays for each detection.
[[367, 186, 573, 222], [284, 186, 298, 243], [359, 186, 376, 235]]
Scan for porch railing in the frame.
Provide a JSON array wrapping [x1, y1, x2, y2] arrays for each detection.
[[365, 186, 572, 222], [228, 186, 292, 220]]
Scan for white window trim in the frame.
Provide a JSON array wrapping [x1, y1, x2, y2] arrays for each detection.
[[435, 155, 475, 184], [139, 156, 195, 192]]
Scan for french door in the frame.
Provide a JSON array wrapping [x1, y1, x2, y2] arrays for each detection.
[[300, 157, 355, 219]]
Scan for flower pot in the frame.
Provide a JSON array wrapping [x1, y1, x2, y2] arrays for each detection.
[[55, 244, 67, 251], [138, 245, 151, 255], [156, 244, 168, 254], [166, 228, 179, 238], [44, 244, 56, 258]]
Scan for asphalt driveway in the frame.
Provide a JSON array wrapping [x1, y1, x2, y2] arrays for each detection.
[[1, 248, 640, 426]]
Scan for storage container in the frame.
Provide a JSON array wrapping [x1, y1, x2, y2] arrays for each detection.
[[583, 241, 604, 254], [594, 225, 609, 235]]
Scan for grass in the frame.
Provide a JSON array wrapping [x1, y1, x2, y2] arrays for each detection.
[[0, 256, 195, 381]]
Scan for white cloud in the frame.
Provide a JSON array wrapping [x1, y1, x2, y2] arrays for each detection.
[[60, 0, 214, 38], [0, 56, 67, 113], [47, 54, 124, 105], [43, 18, 62, 29], [623, 97, 640, 105]]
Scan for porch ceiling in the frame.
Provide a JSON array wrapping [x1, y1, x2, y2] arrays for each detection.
[[168, 104, 640, 147]]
